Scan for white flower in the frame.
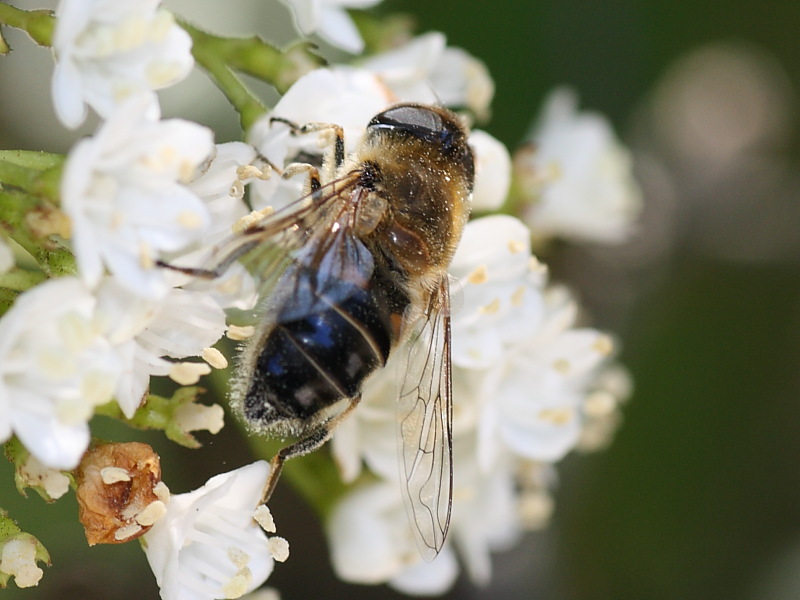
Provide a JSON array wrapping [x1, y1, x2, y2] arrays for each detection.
[[178, 142, 260, 312], [474, 287, 613, 466], [575, 364, 632, 453], [448, 440, 520, 586], [187, 142, 256, 246], [52, 0, 193, 128], [164, 142, 260, 313], [94, 277, 228, 417], [328, 437, 520, 591], [361, 32, 494, 119], [281, 0, 383, 54], [0, 277, 121, 470], [327, 480, 459, 595], [518, 87, 642, 244], [0, 537, 44, 588], [389, 547, 459, 597], [61, 95, 214, 299], [469, 130, 511, 212], [449, 215, 548, 370], [143, 461, 282, 600], [249, 68, 391, 163], [331, 361, 399, 484]]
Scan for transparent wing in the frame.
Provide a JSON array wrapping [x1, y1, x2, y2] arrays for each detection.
[[397, 279, 454, 561], [197, 171, 374, 319]]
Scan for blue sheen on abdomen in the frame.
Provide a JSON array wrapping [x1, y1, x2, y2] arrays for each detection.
[[243, 273, 402, 423]]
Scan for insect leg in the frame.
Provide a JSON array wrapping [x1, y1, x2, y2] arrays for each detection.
[[156, 235, 263, 279], [282, 162, 322, 193], [260, 394, 362, 503], [270, 116, 345, 171]]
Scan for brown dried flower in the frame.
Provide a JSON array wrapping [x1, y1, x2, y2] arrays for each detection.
[[76, 442, 168, 545]]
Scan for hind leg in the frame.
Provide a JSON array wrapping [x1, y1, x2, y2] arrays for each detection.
[[260, 394, 362, 503]]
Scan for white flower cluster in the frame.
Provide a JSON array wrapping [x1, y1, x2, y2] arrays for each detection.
[[328, 215, 630, 593], [0, 100, 254, 472], [3, 1, 267, 596], [0, 0, 265, 470], [226, 27, 635, 593], [238, 46, 633, 596]]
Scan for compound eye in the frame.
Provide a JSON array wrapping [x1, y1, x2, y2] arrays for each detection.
[[369, 105, 461, 150]]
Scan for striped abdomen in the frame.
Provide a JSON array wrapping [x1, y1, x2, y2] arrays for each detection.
[[242, 267, 406, 423]]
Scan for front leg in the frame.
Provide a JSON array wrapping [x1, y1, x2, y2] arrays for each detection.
[[270, 116, 346, 176], [282, 162, 322, 194]]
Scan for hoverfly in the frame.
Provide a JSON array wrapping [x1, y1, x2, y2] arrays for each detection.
[[167, 103, 474, 559]]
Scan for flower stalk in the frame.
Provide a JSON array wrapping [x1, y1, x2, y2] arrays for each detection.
[[0, 288, 17, 315], [0, 269, 47, 293], [179, 20, 266, 130], [0, 156, 63, 203], [0, 4, 54, 47], [0, 150, 64, 172], [179, 20, 322, 131]]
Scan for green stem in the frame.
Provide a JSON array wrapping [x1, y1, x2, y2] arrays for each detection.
[[0, 4, 54, 47], [0, 161, 39, 194], [0, 189, 40, 224], [282, 450, 351, 519], [0, 268, 46, 292], [93, 401, 124, 420], [0, 288, 18, 316], [0, 156, 63, 204], [224, 39, 324, 95], [178, 20, 324, 131], [179, 20, 268, 132], [0, 150, 64, 171], [12, 233, 74, 277]]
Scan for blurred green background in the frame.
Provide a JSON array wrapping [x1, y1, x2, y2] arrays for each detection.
[[2, 0, 800, 599]]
